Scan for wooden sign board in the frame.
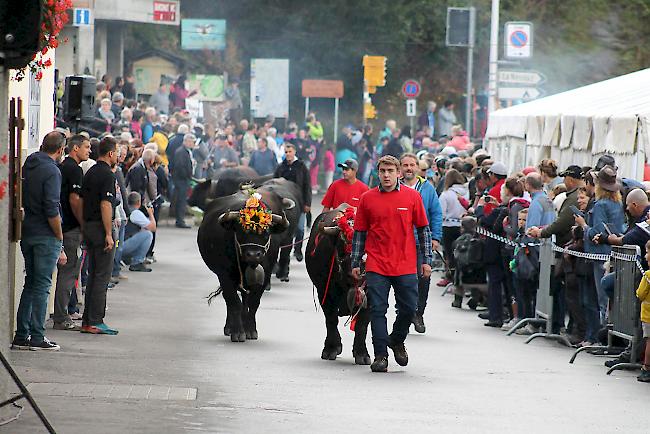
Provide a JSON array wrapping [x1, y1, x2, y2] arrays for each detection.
[[302, 80, 344, 98]]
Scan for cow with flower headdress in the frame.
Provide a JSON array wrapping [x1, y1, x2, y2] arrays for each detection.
[[198, 180, 299, 342], [305, 204, 372, 365]]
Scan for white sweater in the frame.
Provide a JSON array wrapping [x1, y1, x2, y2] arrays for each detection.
[[439, 184, 469, 227]]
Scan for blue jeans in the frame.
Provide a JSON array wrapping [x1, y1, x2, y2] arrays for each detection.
[[122, 231, 154, 265], [579, 270, 600, 342], [592, 261, 607, 324], [293, 212, 306, 253], [112, 222, 126, 276], [366, 272, 418, 357], [15, 236, 62, 343], [601, 272, 615, 300]]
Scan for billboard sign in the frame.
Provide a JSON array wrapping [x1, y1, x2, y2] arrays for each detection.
[[181, 19, 227, 51], [250, 59, 289, 118]]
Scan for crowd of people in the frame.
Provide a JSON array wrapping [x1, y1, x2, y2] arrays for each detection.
[[14, 69, 650, 380]]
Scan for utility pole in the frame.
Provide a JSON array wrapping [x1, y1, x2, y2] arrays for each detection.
[[465, 7, 476, 134], [488, 0, 500, 114]]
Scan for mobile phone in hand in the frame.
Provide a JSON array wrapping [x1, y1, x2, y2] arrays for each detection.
[[570, 205, 584, 218]]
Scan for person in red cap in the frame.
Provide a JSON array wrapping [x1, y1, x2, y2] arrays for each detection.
[[321, 159, 368, 211]]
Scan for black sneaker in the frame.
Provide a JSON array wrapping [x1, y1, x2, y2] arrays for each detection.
[[412, 314, 426, 333], [29, 337, 60, 351], [478, 311, 490, 320], [11, 336, 30, 350], [370, 356, 388, 372], [638, 369, 650, 382], [294, 251, 304, 262], [129, 263, 152, 272], [452, 295, 463, 309], [388, 341, 408, 366], [484, 321, 503, 328], [175, 222, 191, 229]]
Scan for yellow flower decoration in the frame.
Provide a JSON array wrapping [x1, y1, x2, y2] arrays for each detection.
[[238, 190, 272, 234]]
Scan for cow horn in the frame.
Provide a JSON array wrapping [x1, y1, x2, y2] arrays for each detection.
[[218, 211, 240, 224], [318, 222, 340, 236], [271, 213, 289, 228], [282, 198, 296, 210]]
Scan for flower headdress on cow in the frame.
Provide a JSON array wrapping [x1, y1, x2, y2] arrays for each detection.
[[238, 189, 273, 234], [334, 207, 356, 254]]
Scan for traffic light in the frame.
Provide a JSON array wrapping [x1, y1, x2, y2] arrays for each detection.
[[364, 102, 376, 119], [363, 55, 387, 87]]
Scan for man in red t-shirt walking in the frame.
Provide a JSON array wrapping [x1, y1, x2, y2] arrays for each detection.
[[321, 159, 369, 211], [351, 155, 433, 372]]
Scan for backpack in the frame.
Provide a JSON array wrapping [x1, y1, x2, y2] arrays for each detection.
[[513, 240, 539, 281], [453, 233, 485, 269]]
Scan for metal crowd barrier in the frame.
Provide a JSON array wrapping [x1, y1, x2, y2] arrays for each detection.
[[569, 245, 642, 370]]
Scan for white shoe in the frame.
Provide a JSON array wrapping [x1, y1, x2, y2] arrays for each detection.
[[515, 324, 538, 335], [501, 318, 519, 331]]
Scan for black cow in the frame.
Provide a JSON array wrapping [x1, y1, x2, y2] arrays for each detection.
[[197, 182, 297, 342], [305, 205, 371, 365], [189, 166, 273, 211]]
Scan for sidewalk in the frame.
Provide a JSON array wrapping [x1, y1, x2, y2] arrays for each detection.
[[5, 225, 235, 434]]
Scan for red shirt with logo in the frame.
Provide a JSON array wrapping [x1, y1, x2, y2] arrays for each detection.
[[354, 185, 429, 276], [321, 179, 369, 209]]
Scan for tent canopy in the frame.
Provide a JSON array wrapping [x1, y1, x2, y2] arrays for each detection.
[[485, 68, 650, 178]]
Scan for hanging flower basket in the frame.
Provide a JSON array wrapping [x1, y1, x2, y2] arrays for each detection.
[[13, 0, 73, 82]]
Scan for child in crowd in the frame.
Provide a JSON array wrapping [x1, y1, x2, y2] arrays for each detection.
[[510, 209, 540, 333], [635, 239, 650, 382]]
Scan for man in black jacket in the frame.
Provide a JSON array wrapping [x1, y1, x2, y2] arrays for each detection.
[[172, 133, 195, 228], [125, 148, 156, 202], [274, 142, 311, 264]]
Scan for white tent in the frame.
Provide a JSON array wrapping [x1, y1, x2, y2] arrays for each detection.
[[485, 68, 650, 179]]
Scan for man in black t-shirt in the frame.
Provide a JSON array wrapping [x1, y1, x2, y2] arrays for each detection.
[[81, 136, 119, 335], [53, 135, 90, 331]]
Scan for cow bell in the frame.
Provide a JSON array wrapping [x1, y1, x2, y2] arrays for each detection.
[[245, 264, 265, 287]]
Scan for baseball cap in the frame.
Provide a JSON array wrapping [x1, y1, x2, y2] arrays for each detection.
[[338, 159, 359, 171], [487, 161, 508, 176], [559, 165, 583, 179]]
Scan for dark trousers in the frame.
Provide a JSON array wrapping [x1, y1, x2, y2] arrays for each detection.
[[514, 276, 537, 319], [416, 254, 430, 315], [442, 226, 461, 277], [578, 272, 600, 342], [550, 271, 566, 334], [147, 204, 160, 257], [366, 272, 418, 357], [487, 263, 506, 323], [54, 227, 82, 324], [82, 221, 115, 326], [173, 178, 190, 225]]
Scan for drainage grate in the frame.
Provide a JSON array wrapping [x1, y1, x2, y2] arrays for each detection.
[[27, 383, 197, 401]]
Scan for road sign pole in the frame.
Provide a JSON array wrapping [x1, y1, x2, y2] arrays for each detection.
[[333, 97, 339, 144], [304, 97, 309, 121], [465, 7, 475, 135], [488, 0, 500, 114]]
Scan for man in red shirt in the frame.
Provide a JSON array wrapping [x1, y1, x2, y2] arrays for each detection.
[[321, 159, 369, 211], [351, 155, 432, 372]]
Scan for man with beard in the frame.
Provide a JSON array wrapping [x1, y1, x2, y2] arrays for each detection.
[[400, 153, 442, 333], [81, 136, 119, 335], [12, 132, 67, 351]]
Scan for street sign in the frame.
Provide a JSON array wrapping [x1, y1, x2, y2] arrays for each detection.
[[301, 80, 344, 98], [498, 87, 543, 100], [73, 8, 91, 26], [498, 70, 546, 86], [153, 1, 178, 23], [401, 80, 421, 99], [406, 99, 416, 117], [504, 22, 533, 59]]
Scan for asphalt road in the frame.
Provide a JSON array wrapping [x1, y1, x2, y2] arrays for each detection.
[[5, 216, 648, 433]]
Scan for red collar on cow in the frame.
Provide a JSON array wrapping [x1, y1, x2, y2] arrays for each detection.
[[238, 190, 272, 234], [335, 207, 356, 254]]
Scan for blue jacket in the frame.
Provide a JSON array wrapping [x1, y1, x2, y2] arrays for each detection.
[[584, 198, 625, 255], [526, 190, 555, 229], [415, 177, 443, 241], [22, 151, 62, 238]]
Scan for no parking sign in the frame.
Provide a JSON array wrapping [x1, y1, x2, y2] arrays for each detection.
[[504, 22, 533, 59]]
